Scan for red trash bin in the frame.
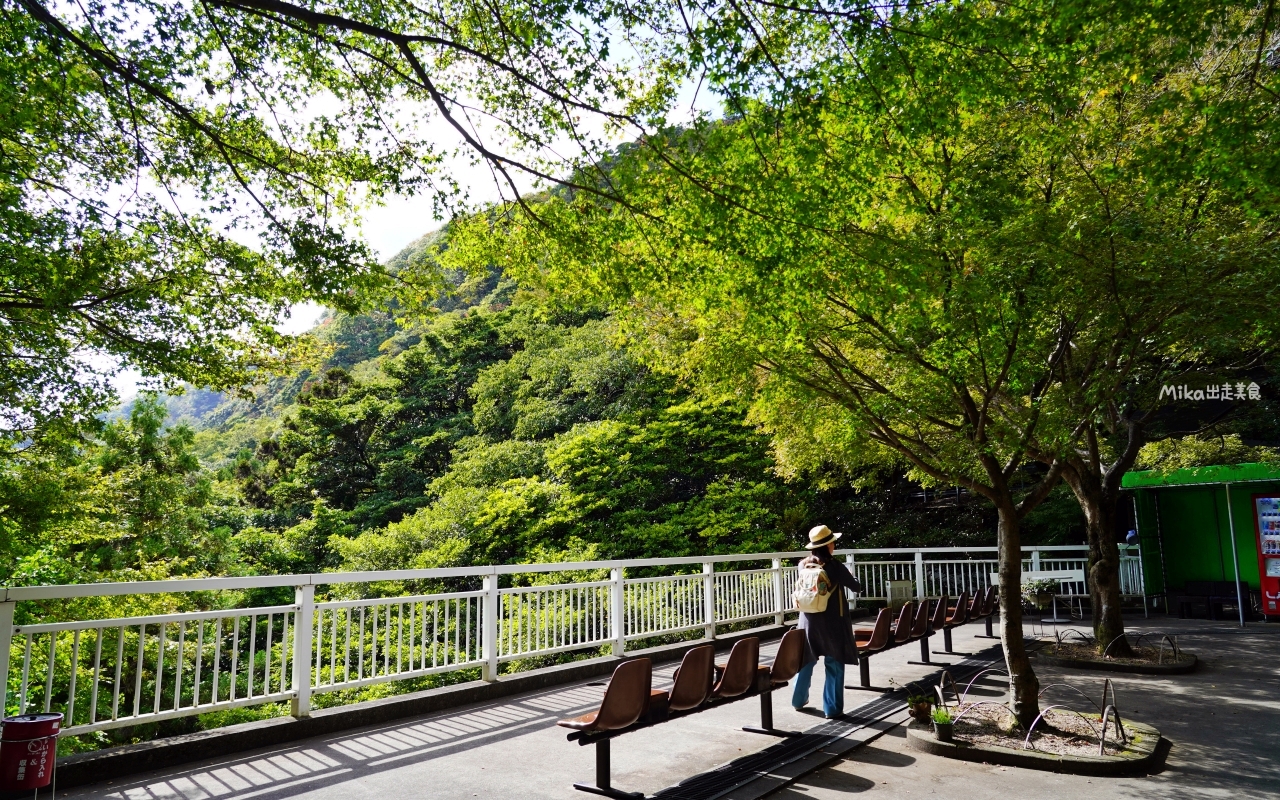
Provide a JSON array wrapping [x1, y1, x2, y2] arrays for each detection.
[[0, 713, 62, 791]]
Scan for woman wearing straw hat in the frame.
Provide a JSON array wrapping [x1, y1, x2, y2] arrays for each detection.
[[793, 524, 862, 718]]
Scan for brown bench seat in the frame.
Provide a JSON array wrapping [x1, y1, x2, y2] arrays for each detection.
[[712, 636, 760, 700], [558, 658, 654, 799], [559, 635, 791, 798], [849, 606, 894, 689], [743, 628, 806, 737], [650, 643, 714, 720], [936, 590, 969, 655], [904, 598, 939, 665], [973, 586, 999, 637]]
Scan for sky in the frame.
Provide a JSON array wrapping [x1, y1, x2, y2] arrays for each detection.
[[109, 62, 718, 401], [108, 196, 441, 399]]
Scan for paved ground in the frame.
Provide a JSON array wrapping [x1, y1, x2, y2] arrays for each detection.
[[58, 615, 1278, 800], [770, 617, 1280, 800]]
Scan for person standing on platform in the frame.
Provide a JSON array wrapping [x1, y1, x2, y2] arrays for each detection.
[[792, 524, 862, 718]]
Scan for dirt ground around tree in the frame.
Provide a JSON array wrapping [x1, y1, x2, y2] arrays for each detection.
[[769, 618, 1280, 800]]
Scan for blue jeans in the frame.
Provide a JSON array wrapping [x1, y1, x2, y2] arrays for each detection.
[[791, 656, 845, 717]]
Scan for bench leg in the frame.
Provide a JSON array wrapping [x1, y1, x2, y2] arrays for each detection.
[[932, 627, 972, 656], [847, 655, 890, 691], [598, 739, 611, 790], [907, 636, 946, 666], [974, 615, 998, 639], [931, 627, 955, 654], [743, 688, 802, 737], [572, 739, 644, 799]]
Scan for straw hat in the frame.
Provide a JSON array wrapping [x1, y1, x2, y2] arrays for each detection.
[[804, 524, 843, 550]]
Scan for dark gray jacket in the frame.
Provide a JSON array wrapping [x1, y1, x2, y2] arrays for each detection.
[[796, 554, 863, 664]]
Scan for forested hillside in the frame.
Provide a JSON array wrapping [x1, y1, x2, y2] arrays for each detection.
[[0, 229, 1089, 595]]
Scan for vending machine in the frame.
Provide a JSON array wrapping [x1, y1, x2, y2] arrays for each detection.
[[1252, 494, 1280, 620]]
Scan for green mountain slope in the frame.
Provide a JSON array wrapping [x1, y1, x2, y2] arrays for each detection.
[[137, 222, 1089, 578]]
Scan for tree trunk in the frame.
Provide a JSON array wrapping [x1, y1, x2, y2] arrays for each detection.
[[996, 500, 1040, 729], [1080, 494, 1131, 655], [1066, 477, 1132, 657]]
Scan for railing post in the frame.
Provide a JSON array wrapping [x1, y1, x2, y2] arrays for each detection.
[[291, 584, 314, 719], [772, 558, 785, 626], [0, 601, 14, 717], [1137, 544, 1145, 595], [1031, 549, 1041, 572], [845, 553, 857, 607], [913, 551, 925, 600], [482, 573, 499, 681], [610, 567, 626, 657], [702, 562, 716, 641]]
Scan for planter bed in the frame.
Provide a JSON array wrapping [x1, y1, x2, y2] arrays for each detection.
[[1036, 643, 1198, 675], [905, 713, 1164, 776]]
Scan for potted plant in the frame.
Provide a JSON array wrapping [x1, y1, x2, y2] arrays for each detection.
[[932, 706, 954, 742], [1021, 578, 1060, 610], [906, 693, 934, 722]]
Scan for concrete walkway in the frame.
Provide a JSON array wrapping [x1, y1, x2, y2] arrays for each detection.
[[63, 615, 1270, 800], [60, 620, 1002, 800], [770, 618, 1280, 800]]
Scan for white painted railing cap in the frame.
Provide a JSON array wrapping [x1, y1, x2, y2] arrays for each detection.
[[0, 544, 1137, 601]]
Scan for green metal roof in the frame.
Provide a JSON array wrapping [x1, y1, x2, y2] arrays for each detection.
[[1122, 461, 1280, 489]]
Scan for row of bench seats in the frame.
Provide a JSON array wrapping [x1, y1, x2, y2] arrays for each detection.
[[559, 588, 999, 797], [557, 629, 807, 798], [851, 586, 998, 689]]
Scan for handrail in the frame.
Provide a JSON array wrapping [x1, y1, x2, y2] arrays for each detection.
[[0, 541, 1145, 745], [0, 544, 1140, 601]]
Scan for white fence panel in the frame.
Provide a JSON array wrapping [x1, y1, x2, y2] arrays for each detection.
[[849, 561, 914, 601], [0, 543, 1148, 736], [312, 592, 483, 695], [1119, 555, 1145, 596], [624, 573, 704, 640], [922, 559, 1000, 600], [13, 605, 297, 736], [713, 569, 776, 625], [497, 582, 611, 661]]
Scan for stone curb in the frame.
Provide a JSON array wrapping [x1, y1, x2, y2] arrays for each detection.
[[1034, 650, 1198, 675], [904, 719, 1165, 776], [42, 625, 787, 792]]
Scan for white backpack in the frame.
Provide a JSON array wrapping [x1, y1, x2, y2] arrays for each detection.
[[793, 565, 833, 613]]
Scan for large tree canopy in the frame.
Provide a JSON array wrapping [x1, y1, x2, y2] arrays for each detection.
[[9, 0, 1262, 436], [1, 0, 687, 435], [445, 2, 1280, 724]]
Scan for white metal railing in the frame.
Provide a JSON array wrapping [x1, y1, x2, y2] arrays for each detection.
[[713, 568, 777, 626], [849, 560, 916, 600], [624, 572, 704, 641], [311, 591, 484, 695], [497, 581, 611, 661], [0, 544, 1142, 738], [11, 605, 299, 736], [922, 559, 999, 599]]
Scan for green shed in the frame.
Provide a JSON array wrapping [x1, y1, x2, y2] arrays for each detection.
[[1124, 462, 1280, 624]]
